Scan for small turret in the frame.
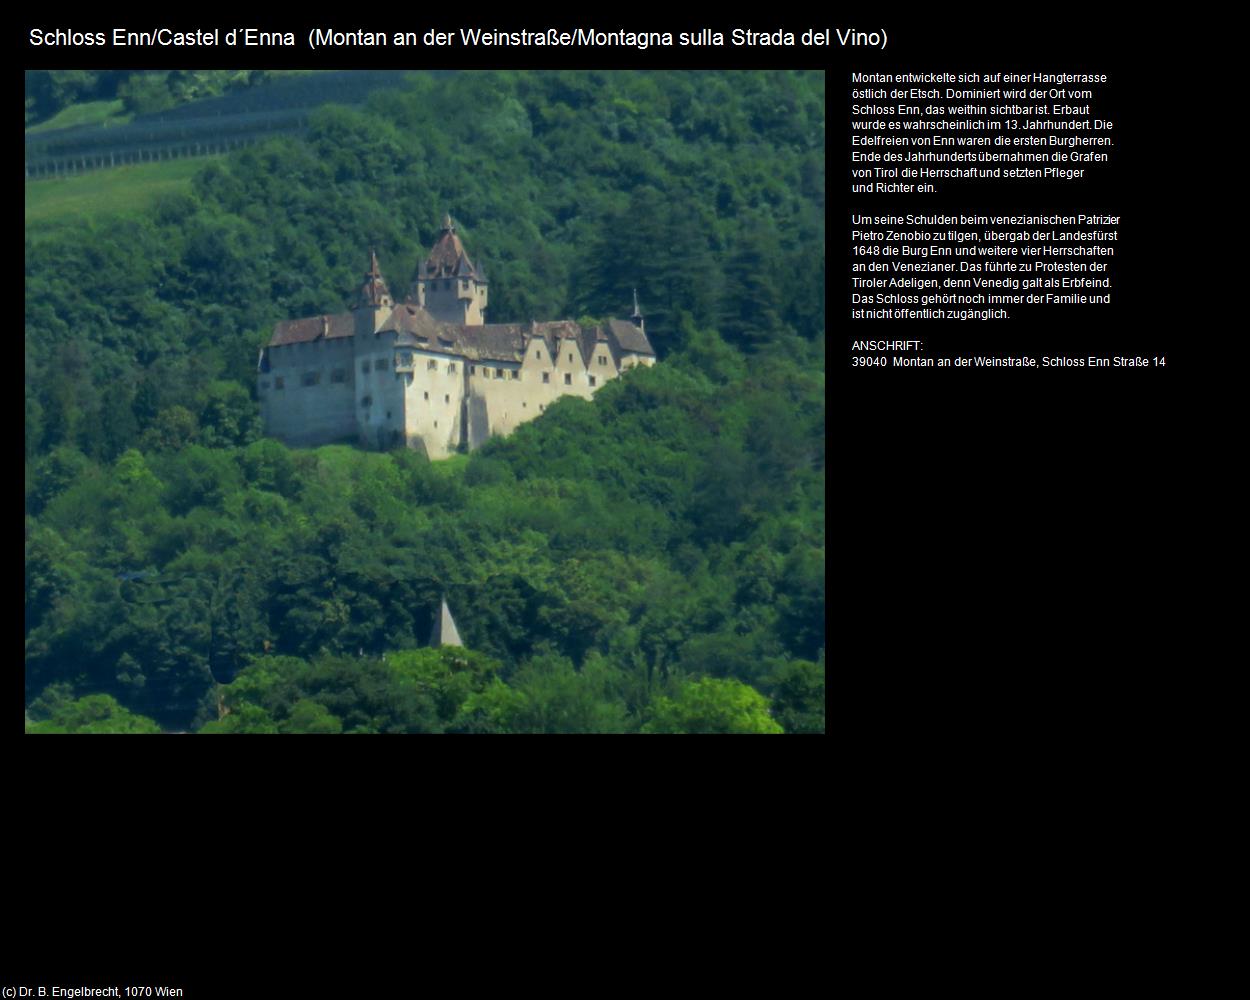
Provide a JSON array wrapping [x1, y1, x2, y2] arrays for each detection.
[[631, 288, 645, 333], [354, 248, 394, 310]]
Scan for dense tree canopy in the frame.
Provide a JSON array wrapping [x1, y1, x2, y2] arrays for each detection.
[[25, 71, 825, 733]]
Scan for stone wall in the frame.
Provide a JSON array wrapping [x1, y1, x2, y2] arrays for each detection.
[[400, 348, 468, 459], [259, 337, 358, 446], [415, 275, 488, 325], [354, 331, 407, 451]]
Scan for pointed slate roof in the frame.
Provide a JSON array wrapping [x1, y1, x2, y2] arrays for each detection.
[[354, 248, 393, 309], [430, 597, 463, 647], [421, 214, 483, 280]]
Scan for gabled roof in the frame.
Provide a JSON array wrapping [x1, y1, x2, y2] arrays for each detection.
[[577, 324, 609, 366], [269, 312, 355, 347], [385, 313, 584, 364], [606, 319, 655, 356], [270, 305, 657, 363], [385, 303, 447, 342]]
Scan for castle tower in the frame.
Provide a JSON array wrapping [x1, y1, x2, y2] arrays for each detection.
[[408, 213, 489, 325], [353, 248, 395, 334]]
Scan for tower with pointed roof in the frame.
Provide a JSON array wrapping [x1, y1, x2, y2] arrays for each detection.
[[408, 213, 489, 325], [354, 248, 395, 333]]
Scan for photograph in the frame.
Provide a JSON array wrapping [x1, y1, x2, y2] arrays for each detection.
[[24, 67, 827, 734]]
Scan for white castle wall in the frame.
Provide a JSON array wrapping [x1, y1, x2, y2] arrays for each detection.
[[259, 337, 357, 446], [400, 348, 467, 460]]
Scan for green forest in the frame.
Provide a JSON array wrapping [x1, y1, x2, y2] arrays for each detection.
[[24, 70, 825, 733]]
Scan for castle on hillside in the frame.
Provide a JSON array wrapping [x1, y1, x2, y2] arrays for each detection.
[[257, 216, 656, 458]]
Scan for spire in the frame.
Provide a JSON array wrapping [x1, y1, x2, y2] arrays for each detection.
[[355, 247, 393, 309], [631, 289, 645, 332], [429, 596, 463, 647], [419, 214, 479, 280]]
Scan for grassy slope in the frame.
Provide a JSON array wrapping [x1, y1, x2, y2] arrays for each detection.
[[24, 157, 218, 238], [26, 99, 131, 134]]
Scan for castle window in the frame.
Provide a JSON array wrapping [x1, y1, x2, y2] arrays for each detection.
[[386, 411, 392, 419], [331, 369, 347, 383], [495, 369, 503, 379], [470, 365, 476, 375], [401, 352, 413, 366], [568, 353, 573, 362], [445, 394, 450, 403], [564, 373, 572, 385], [599, 355, 607, 366], [542, 373, 550, 384], [424, 391, 429, 400], [443, 280, 451, 290], [361, 395, 372, 407], [434, 420, 438, 428], [274, 377, 284, 390], [361, 362, 369, 374], [522, 402, 527, 408], [510, 370, 519, 380], [536, 350, 542, 359], [302, 371, 321, 387], [589, 376, 597, 387], [428, 359, 438, 370], [448, 363, 456, 373], [540, 404, 545, 412]]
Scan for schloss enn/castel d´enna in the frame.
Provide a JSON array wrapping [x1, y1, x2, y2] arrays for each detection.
[[258, 215, 656, 458]]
